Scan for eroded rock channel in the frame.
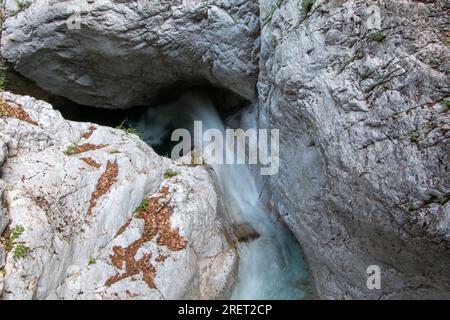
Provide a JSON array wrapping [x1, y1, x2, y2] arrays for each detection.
[[1, 0, 450, 300]]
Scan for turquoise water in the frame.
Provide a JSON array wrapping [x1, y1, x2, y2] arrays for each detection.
[[130, 92, 309, 299]]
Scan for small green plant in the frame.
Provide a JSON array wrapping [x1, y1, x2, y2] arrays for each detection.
[[164, 168, 178, 179], [383, 83, 393, 91], [120, 126, 141, 136], [368, 32, 386, 42], [426, 121, 436, 130], [270, 33, 278, 46], [428, 58, 440, 67], [2, 229, 13, 252], [408, 131, 419, 143], [262, 0, 285, 25], [13, 244, 29, 260], [434, 195, 449, 205], [302, 0, 314, 14], [0, 71, 6, 91], [10, 225, 25, 241], [88, 256, 96, 265], [135, 198, 149, 212], [64, 143, 78, 156], [440, 99, 450, 109], [3, 225, 25, 252], [116, 121, 143, 138], [11, 1, 32, 17], [108, 148, 121, 154], [17, 1, 32, 10], [115, 225, 127, 237]]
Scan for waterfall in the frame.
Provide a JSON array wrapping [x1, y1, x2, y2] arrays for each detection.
[[130, 92, 308, 299]]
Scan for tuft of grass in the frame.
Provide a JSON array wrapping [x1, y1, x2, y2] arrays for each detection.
[[163, 169, 178, 179], [115, 225, 127, 237], [64, 143, 78, 156], [88, 256, 96, 265], [408, 131, 419, 143], [0, 71, 6, 91], [13, 244, 29, 260], [116, 121, 143, 138], [135, 198, 149, 212], [11, 1, 32, 17], [444, 36, 450, 47], [408, 204, 419, 212], [368, 32, 386, 42], [426, 121, 436, 130], [108, 148, 121, 154], [440, 99, 450, 109], [270, 33, 278, 46], [434, 195, 449, 206], [120, 126, 142, 136], [302, 0, 314, 14], [10, 225, 25, 241], [262, 0, 285, 25], [3, 225, 25, 252], [17, 1, 32, 10], [428, 58, 440, 67], [2, 228, 13, 252]]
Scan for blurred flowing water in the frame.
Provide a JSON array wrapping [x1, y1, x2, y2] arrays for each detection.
[[130, 92, 309, 299]]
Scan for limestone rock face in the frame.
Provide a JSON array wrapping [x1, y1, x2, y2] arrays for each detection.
[[253, 0, 450, 299], [0, 92, 237, 299], [2, 0, 450, 300], [1, 0, 260, 109]]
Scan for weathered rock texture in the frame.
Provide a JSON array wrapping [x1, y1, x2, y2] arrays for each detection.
[[0, 178, 6, 293], [1, 0, 259, 108], [2, 0, 450, 300], [252, 0, 450, 299], [0, 92, 237, 299]]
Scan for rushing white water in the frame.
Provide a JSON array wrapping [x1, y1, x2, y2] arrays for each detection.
[[130, 92, 308, 299]]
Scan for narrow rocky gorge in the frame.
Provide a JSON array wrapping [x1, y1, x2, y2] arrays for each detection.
[[0, 0, 449, 299]]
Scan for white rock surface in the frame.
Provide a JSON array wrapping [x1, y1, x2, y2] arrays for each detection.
[[0, 91, 237, 299], [2, 0, 450, 300], [250, 0, 450, 299], [1, 0, 260, 108]]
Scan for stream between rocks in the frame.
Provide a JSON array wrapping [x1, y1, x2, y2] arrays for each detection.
[[127, 92, 309, 299], [5, 73, 309, 299]]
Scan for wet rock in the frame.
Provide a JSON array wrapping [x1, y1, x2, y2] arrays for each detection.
[[232, 223, 260, 242]]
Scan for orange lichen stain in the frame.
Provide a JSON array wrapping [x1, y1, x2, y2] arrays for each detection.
[[80, 157, 101, 169], [75, 143, 107, 154], [0, 97, 39, 126], [105, 186, 187, 289], [155, 205, 187, 251], [87, 160, 118, 216], [155, 254, 167, 263], [81, 126, 97, 139], [105, 241, 157, 289]]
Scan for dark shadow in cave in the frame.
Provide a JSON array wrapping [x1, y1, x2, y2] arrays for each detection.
[[5, 69, 251, 131]]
